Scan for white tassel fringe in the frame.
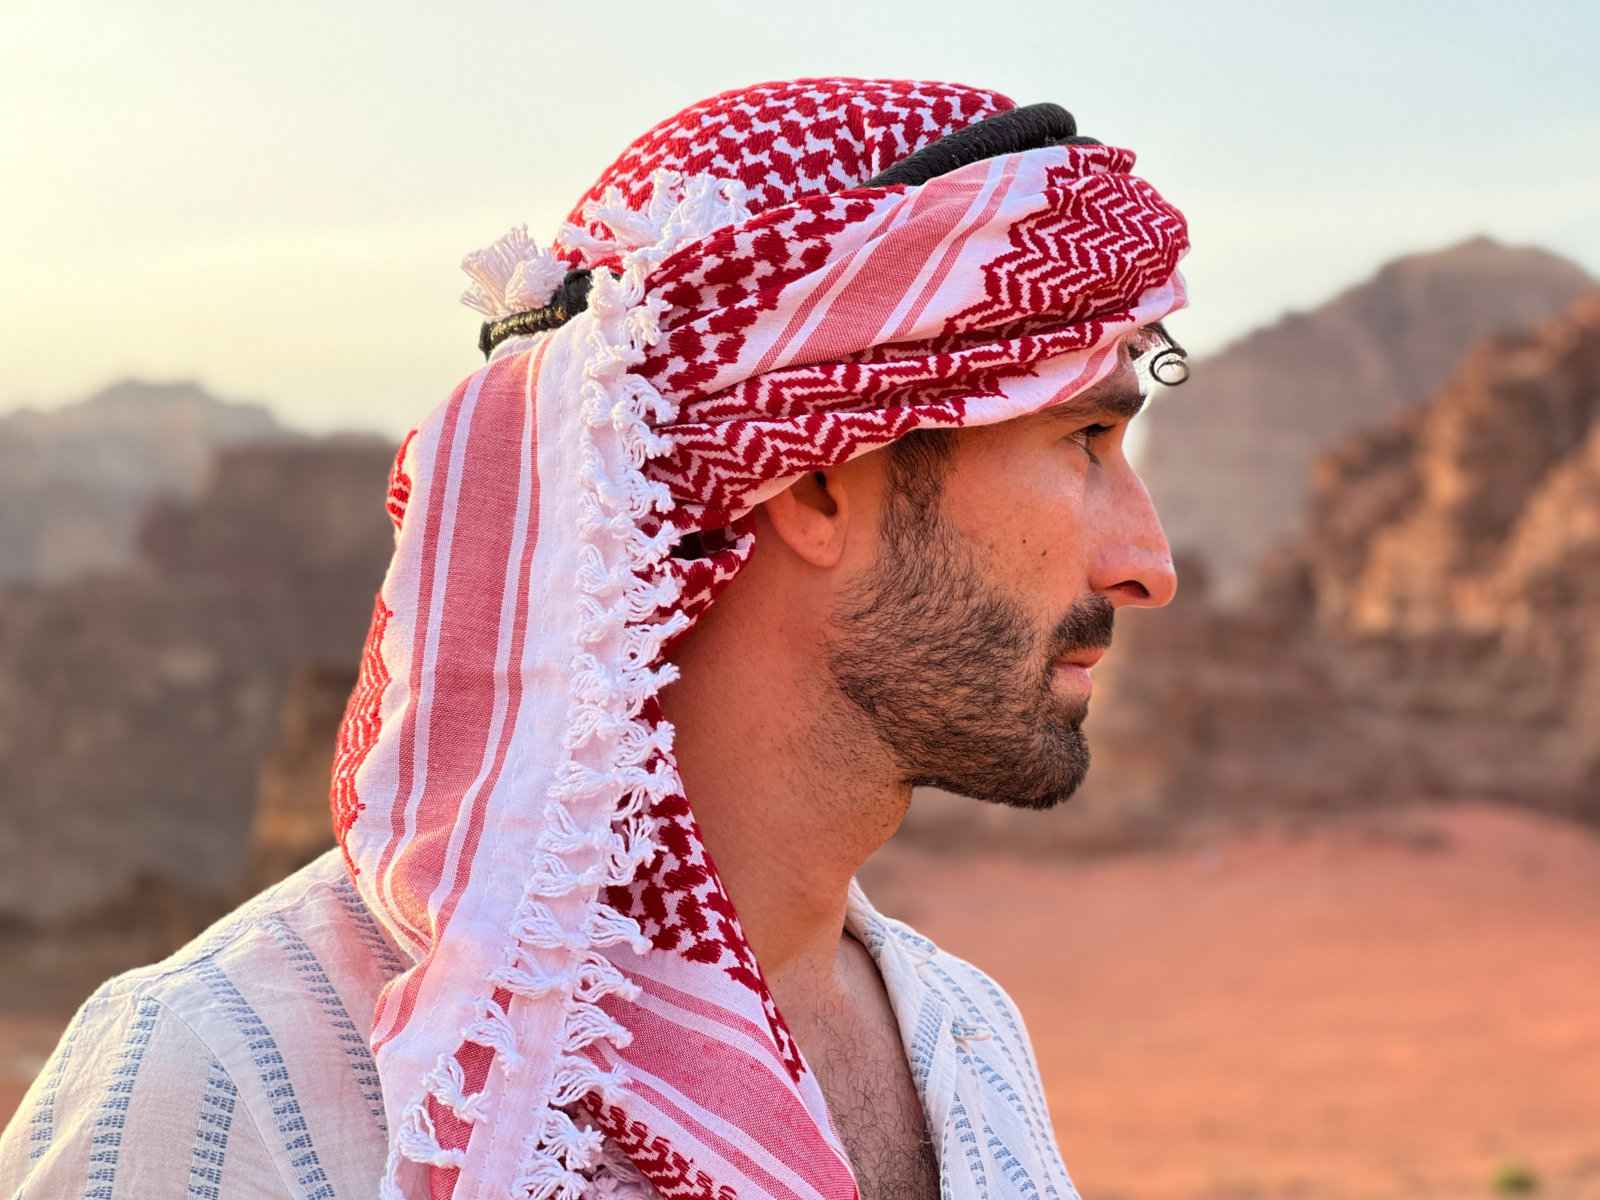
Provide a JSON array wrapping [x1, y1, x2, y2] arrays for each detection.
[[386, 170, 748, 1197]]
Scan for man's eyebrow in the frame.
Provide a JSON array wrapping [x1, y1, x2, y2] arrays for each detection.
[[1042, 379, 1148, 425]]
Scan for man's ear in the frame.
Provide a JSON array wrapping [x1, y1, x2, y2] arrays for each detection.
[[762, 470, 849, 568]]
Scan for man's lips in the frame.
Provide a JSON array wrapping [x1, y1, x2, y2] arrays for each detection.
[[1051, 647, 1107, 696], [1055, 647, 1107, 671]]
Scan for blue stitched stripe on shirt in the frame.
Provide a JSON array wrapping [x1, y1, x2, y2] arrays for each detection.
[[857, 912, 889, 955], [969, 969, 1054, 1117], [194, 957, 337, 1200], [909, 994, 947, 1094], [948, 1089, 990, 1200], [263, 915, 387, 1123], [935, 960, 1066, 1199], [80, 996, 160, 1200], [931, 963, 1052, 1122], [331, 876, 409, 977], [982, 1112, 1042, 1200], [28, 992, 102, 1164], [186, 1056, 239, 1200]]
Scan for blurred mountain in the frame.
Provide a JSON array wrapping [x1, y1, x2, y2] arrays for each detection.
[[0, 379, 284, 584], [0, 438, 395, 927], [1141, 237, 1595, 604]]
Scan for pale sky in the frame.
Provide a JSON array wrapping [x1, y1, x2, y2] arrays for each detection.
[[5, 0, 1597, 436]]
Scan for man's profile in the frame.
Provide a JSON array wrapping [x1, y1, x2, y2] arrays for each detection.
[[1, 77, 1189, 1199]]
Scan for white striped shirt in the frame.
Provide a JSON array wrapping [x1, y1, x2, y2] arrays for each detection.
[[1, 850, 1080, 1200]]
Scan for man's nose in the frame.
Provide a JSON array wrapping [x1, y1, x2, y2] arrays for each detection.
[[1088, 469, 1178, 609]]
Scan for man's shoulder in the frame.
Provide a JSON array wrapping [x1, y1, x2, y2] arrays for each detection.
[[1, 852, 401, 1195], [94, 848, 405, 1021]]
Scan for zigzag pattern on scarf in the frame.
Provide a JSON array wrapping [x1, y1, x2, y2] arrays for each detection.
[[946, 158, 1188, 334], [583, 1105, 731, 1200], [385, 430, 417, 531], [656, 404, 962, 531]]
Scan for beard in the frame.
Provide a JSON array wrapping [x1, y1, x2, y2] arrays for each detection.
[[824, 475, 1114, 812]]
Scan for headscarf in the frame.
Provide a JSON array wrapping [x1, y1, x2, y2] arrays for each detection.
[[330, 77, 1188, 1200]]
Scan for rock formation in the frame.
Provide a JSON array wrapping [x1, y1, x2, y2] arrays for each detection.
[[0, 380, 283, 584], [1303, 293, 1600, 813], [1140, 238, 1594, 604], [0, 438, 394, 927]]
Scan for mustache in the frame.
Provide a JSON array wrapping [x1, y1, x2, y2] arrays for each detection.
[[1048, 594, 1115, 658]]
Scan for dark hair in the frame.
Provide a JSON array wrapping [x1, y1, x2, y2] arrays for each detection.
[[886, 427, 958, 505]]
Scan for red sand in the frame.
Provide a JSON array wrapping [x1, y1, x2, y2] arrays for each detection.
[[865, 804, 1600, 1199], [5, 803, 1599, 1198]]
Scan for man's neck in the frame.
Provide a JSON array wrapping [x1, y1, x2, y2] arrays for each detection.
[[661, 567, 908, 994]]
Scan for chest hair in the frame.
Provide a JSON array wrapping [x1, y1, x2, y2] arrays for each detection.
[[801, 1000, 940, 1200]]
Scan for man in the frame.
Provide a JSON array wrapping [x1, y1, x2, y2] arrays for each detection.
[[1, 77, 1187, 1199]]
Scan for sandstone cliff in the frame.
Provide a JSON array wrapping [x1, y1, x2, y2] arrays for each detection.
[[0, 439, 394, 926]]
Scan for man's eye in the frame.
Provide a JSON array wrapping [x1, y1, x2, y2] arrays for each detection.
[[1068, 423, 1117, 462]]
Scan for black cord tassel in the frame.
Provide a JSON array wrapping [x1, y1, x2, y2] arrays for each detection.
[[479, 268, 594, 359]]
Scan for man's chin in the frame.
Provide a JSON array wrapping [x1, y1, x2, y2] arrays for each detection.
[[914, 731, 1091, 813], [1003, 721, 1091, 810], [992, 770, 1087, 813]]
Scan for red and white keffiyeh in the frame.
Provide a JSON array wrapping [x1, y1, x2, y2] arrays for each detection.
[[330, 78, 1188, 1200]]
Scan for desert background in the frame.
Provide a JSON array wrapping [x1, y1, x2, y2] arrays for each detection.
[[4, 3, 1599, 1197]]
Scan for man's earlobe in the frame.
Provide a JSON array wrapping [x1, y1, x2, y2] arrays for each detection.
[[763, 470, 847, 568]]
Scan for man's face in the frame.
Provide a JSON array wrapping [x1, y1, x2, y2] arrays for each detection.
[[825, 348, 1178, 810]]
